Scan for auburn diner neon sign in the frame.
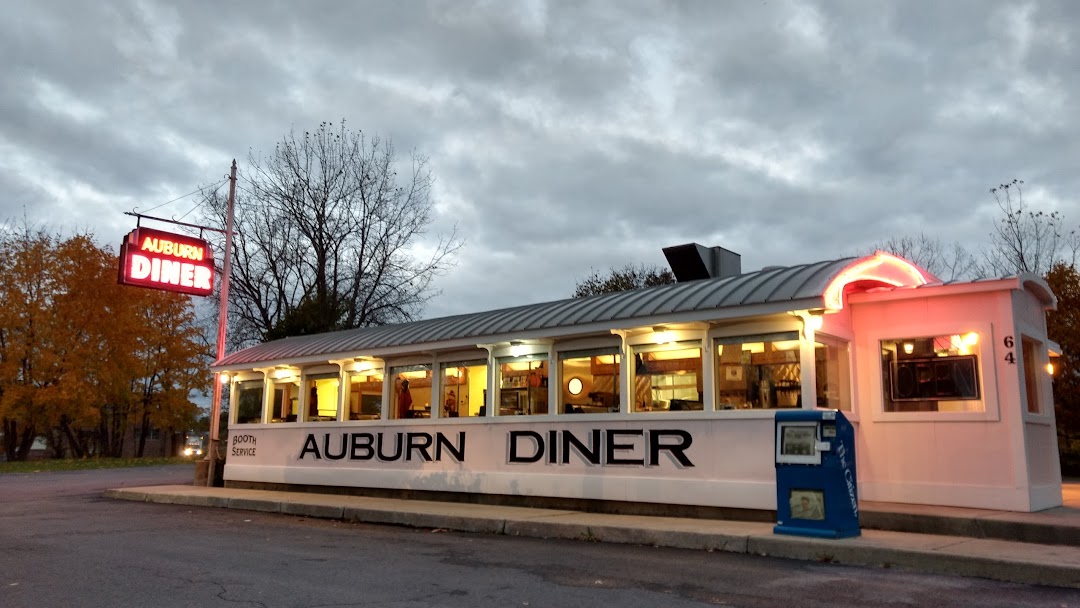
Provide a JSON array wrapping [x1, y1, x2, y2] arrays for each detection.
[[822, 252, 934, 310], [118, 227, 215, 297]]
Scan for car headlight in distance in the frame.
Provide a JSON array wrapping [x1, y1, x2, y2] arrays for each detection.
[[183, 448, 193, 456]]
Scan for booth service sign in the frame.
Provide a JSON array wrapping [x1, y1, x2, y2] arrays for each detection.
[[118, 227, 214, 297]]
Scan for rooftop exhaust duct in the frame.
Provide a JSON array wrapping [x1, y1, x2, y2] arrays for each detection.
[[662, 243, 742, 282]]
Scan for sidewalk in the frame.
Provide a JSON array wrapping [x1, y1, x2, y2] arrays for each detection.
[[106, 484, 1080, 589]]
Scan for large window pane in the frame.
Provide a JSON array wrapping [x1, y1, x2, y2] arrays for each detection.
[[348, 370, 384, 420], [1022, 336, 1041, 414], [270, 377, 300, 422], [632, 342, 702, 412], [440, 360, 487, 418], [815, 336, 851, 411], [235, 380, 264, 424], [392, 364, 432, 419], [498, 355, 548, 416], [716, 334, 800, 410], [559, 349, 620, 414], [881, 334, 982, 413], [304, 374, 340, 422]]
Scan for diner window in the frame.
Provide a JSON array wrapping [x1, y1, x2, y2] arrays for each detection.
[[391, 364, 432, 419], [632, 342, 702, 412], [304, 374, 340, 422], [497, 354, 549, 416], [715, 333, 801, 410], [234, 379, 264, 424], [440, 360, 487, 418], [559, 349, 620, 414], [815, 335, 851, 411], [270, 375, 301, 422], [881, 334, 982, 413], [348, 369, 384, 420], [1022, 336, 1042, 414]]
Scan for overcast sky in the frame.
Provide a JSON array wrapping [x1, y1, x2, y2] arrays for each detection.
[[2, 1, 1078, 320]]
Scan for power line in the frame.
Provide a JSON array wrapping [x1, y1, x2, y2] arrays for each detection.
[[134, 178, 229, 214], [174, 180, 228, 222]]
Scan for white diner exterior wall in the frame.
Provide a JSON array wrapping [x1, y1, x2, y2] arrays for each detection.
[[848, 283, 1062, 511], [224, 414, 781, 509]]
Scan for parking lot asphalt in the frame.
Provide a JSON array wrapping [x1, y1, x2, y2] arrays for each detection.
[[106, 482, 1080, 589]]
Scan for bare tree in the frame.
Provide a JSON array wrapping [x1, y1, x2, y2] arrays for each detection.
[[573, 264, 675, 298], [865, 233, 979, 282], [202, 121, 462, 348], [984, 179, 1077, 276]]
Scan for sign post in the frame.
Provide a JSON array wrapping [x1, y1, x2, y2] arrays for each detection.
[[207, 160, 237, 486]]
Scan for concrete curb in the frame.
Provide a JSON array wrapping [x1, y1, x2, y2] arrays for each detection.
[[105, 486, 1080, 589], [861, 509, 1080, 547]]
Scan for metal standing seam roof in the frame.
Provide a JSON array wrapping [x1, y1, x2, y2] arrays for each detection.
[[214, 256, 867, 369]]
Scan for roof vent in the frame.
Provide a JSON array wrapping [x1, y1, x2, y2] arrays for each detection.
[[662, 244, 742, 282]]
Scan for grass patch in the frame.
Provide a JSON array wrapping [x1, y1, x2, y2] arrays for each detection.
[[0, 456, 193, 475]]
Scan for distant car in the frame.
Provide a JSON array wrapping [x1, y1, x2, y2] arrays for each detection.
[[182, 436, 204, 458]]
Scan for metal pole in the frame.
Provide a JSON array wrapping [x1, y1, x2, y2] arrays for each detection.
[[207, 160, 237, 485]]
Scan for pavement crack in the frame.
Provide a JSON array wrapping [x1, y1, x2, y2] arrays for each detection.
[[211, 580, 269, 608]]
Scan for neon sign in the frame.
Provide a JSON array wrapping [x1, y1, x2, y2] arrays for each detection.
[[118, 227, 215, 297], [822, 252, 934, 310]]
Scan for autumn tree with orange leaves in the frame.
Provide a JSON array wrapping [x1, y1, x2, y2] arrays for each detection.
[[0, 226, 206, 461]]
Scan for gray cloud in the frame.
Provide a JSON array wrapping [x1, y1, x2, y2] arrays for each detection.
[[2, 0, 1078, 322]]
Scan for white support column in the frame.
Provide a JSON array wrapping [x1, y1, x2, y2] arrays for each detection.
[[549, 349, 558, 416], [375, 359, 389, 420], [796, 311, 821, 409], [330, 360, 349, 422], [701, 338, 716, 412], [227, 379, 238, 426], [254, 368, 271, 423], [481, 345, 495, 417], [611, 330, 631, 414], [430, 355, 442, 419]]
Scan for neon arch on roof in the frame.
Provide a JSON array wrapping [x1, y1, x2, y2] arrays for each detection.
[[823, 251, 937, 310]]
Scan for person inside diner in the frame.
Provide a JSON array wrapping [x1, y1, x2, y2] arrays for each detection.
[[444, 390, 459, 417], [397, 379, 413, 418]]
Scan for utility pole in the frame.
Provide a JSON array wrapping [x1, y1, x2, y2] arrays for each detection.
[[207, 159, 237, 485]]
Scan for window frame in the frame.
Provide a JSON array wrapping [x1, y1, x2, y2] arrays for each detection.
[[627, 339, 704, 414], [495, 352, 550, 416], [303, 372, 342, 422], [388, 362, 433, 420], [1019, 333, 1054, 422], [269, 373, 302, 423], [346, 364, 385, 422], [232, 377, 266, 425], [556, 347, 622, 415], [438, 358, 488, 419], [813, 333, 854, 414], [868, 321, 999, 423], [714, 332, 802, 412]]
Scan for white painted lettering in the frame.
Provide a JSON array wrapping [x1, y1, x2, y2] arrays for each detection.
[[160, 259, 181, 285], [129, 254, 151, 280], [194, 266, 212, 290], [180, 263, 195, 287]]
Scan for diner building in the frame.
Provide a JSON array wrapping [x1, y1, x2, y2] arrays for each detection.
[[212, 245, 1064, 513]]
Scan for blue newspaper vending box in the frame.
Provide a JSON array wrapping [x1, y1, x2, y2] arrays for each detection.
[[774, 409, 860, 538]]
